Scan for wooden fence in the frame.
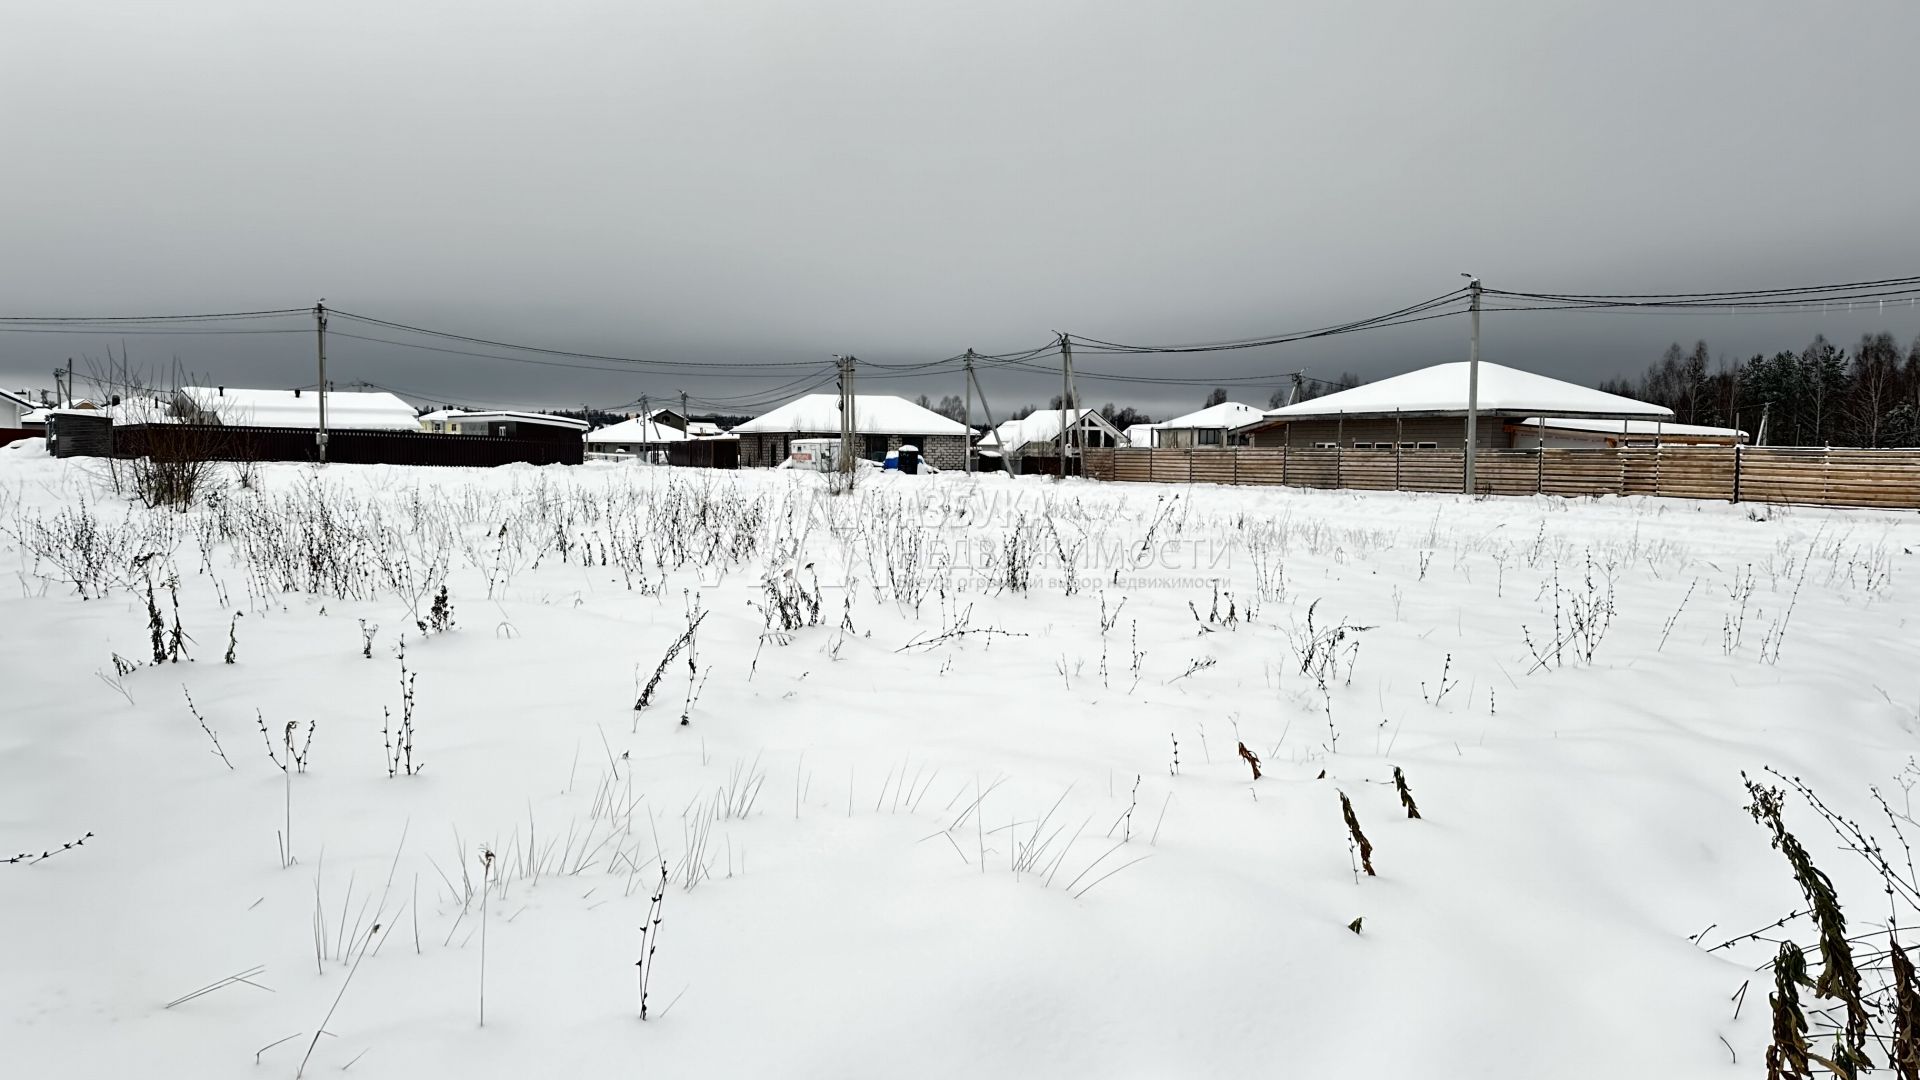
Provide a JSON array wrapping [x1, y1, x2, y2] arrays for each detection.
[[1081, 446, 1920, 510], [110, 425, 583, 468]]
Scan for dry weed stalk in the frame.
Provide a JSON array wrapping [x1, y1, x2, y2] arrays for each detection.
[[637, 862, 668, 1019], [1340, 792, 1375, 877], [182, 687, 233, 769], [1767, 941, 1813, 1080], [1892, 938, 1919, 1080], [1745, 776, 1872, 1073], [1393, 766, 1421, 820], [1237, 742, 1262, 781], [5, 831, 94, 866]]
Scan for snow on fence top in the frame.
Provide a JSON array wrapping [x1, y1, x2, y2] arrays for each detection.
[[1257, 362, 1673, 421], [730, 394, 968, 436], [177, 387, 420, 430]]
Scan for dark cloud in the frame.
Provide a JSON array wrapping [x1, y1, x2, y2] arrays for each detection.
[[4, 0, 1917, 417]]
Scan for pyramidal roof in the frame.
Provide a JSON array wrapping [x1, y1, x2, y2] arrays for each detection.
[[730, 394, 968, 436], [1259, 362, 1672, 422], [588, 416, 687, 443], [1156, 401, 1264, 429], [179, 387, 420, 430]]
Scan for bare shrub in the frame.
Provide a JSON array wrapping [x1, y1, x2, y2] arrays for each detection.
[[122, 422, 232, 512]]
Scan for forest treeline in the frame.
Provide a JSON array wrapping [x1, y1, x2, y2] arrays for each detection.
[[1597, 332, 1920, 447]]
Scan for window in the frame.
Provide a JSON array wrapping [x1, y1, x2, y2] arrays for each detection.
[[1399, 442, 1416, 450], [1313, 441, 1338, 449], [1417, 441, 1437, 450], [864, 434, 889, 461], [1353, 441, 1374, 449], [1196, 428, 1222, 446]]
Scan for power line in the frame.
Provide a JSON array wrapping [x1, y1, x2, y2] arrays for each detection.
[[328, 309, 830, 370], [1485, 273, 1920, 303], [1068, 288, 1471, 354], [0, 326, 309, 336], [327, 330, 837, 381], [0, 308, 310, 323], [6, 270, 1915, 419]]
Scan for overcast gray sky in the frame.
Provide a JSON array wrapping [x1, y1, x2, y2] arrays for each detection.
[[4, 0, 1918, 417]]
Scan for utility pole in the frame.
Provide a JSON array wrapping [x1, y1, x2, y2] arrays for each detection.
[[1462, 275, 1482, 495], [1057, 333, 1075, 478], [1067, 337, 1082, 469], [835, 354, 857, 477], [314, 301, 329, 464], [963, 349, 975, 475], [967, 353, 1000, 467], [680, 390, 689, 434]]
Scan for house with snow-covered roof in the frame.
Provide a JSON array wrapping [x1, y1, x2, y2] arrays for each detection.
[[976, 408, 1124, 474], [731, 394, 968, 469], [174, 386, 420, 431], [1147, 401, 1264, 448], [1235, 362, 1672, 450], [1, 388, 37, 429], [417, 409, 587, 443], [586, 414, 689, 457]]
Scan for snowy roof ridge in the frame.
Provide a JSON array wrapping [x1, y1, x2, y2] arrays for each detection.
[[1257, 362, 1671, 421], [1156, 401, 1264, 429], [445, 410, 589, 430], [588, 416, 688, 443], [178, 386, 420, 430], [730, 394, 968, 436]]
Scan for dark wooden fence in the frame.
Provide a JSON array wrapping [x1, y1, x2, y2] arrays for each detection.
[[1082, 446, 1920, 510], [110, 425, 582, 467], [666, 439, 738, 469], [0, 427, 39, 449]]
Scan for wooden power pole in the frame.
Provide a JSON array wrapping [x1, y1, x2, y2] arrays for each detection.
[[314, 301, 330, 464]]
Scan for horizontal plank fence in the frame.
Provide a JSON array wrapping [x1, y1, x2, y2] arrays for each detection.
[[1082, 445, 1920, 511]]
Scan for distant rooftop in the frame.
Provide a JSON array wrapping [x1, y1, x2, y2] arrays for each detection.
[[731, 394, 968, 436], [1256, 362, 1672, 422], [178, 386, 420, 430]]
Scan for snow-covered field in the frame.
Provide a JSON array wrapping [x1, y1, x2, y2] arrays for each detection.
[[2, 442, 1915, 1078]]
